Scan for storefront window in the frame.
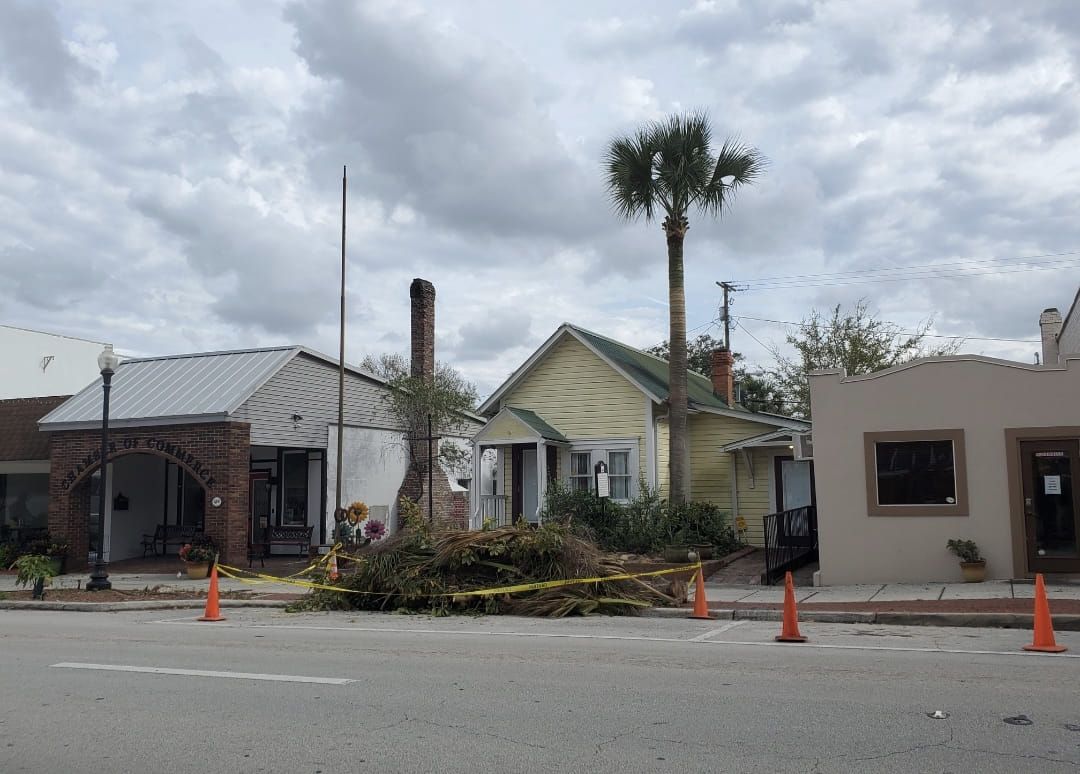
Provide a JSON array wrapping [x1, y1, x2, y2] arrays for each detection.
[[875, 440, 956, 505], [282, 451, 308, 526], [0, 473, 49, 542]]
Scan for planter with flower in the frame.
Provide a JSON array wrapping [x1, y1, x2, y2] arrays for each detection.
[[24, 533, 69, 576], [178, 542, 216, 579]]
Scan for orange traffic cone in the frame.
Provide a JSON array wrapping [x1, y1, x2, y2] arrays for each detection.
[[198, 563, 226, 622], [1023, 573, 1066, 653], [775, 571, 807, 642], [328, 551, 340, 582], [690, 566, 713, 620]]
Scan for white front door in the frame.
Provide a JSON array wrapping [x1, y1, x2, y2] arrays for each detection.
[[522, 449, 538, 522]]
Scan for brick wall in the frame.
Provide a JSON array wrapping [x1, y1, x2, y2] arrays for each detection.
[[48, 421, 251, 570]]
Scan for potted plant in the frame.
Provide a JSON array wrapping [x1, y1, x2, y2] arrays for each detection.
[[45, 541, 68, 576], [178, 542, 216, 580], [946, 539, 986, 582], [13, 554, 58, 600], [663, 528, 694, 563]]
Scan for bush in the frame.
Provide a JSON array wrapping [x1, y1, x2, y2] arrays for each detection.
[[543, 481, 739, 557], [666, 502, 739, 555]]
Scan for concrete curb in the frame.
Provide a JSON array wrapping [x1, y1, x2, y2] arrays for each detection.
[[645, 607, 1080, 630], [0, 599, 293, 613]]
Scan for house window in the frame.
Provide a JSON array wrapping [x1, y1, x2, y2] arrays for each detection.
[[864, 430, 968, 516], [569, 452, 592, 492], [609, 451, 631, 500]]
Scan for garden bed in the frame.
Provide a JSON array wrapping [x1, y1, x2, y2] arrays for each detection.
[[0, 588, 259, 603]]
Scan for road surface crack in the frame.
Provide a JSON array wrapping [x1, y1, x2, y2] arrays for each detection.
[[417, 719, 548, 750]]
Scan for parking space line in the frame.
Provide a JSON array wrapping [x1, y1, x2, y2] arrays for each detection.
[[51, 662, 354, 684]]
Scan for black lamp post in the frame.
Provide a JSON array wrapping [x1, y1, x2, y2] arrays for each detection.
[[87, 344, 119, 592]]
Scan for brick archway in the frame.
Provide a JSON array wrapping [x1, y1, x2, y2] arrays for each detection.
[[48, 422, 251, 570], [66, 447, 212, 494]]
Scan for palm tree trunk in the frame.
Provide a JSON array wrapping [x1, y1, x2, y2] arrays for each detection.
[[666, 225, 689, 506]]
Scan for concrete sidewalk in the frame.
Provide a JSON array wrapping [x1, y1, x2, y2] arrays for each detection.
[[696, 578, 1080, 604]]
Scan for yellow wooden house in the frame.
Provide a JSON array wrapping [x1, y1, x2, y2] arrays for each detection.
[[468, 323, 811, 546]]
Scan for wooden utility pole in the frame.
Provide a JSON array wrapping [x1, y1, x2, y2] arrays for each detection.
[[335, 166, 347, 525], [716, 281, 736, 350]]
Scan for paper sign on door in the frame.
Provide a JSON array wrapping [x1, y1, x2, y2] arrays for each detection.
[[1044, 475, 1062, 495]]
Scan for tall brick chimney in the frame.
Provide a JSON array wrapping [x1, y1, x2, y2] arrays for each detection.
[[711, 348, 735, 406], [399, 278, 464, 526], [1040, 307, 1062, 365], [410, 278, 436, 382]]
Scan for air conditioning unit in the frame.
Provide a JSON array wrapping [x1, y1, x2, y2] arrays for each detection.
[[793, 433, 813, 460]]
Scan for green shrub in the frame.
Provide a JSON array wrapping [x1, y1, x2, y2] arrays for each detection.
[[666, 502, 738, 555], [543, 481, 739, 556]]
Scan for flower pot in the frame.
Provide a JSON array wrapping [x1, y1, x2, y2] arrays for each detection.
[[663, 545, 692, 563], [185, 561, 210, 580], [960, 560, 986, 583], [692, 544, 715, 561], [46, 556, 65, 576]]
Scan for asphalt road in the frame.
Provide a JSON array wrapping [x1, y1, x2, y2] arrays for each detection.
[[1, 609, 1078, 773]]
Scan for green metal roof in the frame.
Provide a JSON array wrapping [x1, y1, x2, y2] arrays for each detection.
[[568, 325, 737, 413], [506, 407, 568, 442]]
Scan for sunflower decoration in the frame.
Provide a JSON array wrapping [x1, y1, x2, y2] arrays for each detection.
[[346, 501, 369, 526]]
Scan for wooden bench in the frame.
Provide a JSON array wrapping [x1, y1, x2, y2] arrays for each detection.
[[266, 525, 314, 558], [141, 524, 201, 557]]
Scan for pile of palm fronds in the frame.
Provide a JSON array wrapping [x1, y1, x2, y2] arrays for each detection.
[[297, 513, 673, 617]]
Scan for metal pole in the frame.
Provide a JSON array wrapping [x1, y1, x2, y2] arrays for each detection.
[[87, 368, 113, 591], [335, 166, 346, 526], [427, 413, 434, 522]]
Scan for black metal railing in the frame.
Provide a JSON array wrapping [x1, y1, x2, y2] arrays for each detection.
[[761, 505, 818, 585]]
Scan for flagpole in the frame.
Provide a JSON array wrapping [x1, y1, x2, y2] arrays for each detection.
[[335, 166, 346, 530]]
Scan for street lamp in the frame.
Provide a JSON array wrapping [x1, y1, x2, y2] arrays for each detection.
[[86, 344, 120, 592]]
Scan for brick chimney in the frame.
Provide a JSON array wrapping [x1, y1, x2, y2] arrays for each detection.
[[410, 278, 436, 382], [711, 348, 735, 406], [399, 278, 463, 526], [1040, 307, 1062, 365]]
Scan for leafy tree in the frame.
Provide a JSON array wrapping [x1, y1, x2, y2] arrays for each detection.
[[361, 353, 479, 476], [647, 333, 788, 414], [605, 112, 763, 504], [772, 301, 963, 418]]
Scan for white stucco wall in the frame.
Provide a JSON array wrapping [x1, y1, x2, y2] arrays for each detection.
[[326, 425, 409, 541], [0, 326, 109, 399], [809, 355, 1080, 585], [107, 454, 166, 562]]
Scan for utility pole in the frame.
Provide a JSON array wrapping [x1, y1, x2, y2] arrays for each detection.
[[335, 166, 346, 533], [716, 281, 736, 350]]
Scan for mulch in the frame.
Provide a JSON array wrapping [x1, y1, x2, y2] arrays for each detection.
[[1, 588, 262, 602]]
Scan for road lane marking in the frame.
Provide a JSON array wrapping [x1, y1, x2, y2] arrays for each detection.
[[689, 621, 748, 641], [146, 620, 1080, 658], [51, 662, 354, 684]]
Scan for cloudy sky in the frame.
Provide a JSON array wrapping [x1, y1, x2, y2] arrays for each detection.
[[2, 0, 1079, 398]]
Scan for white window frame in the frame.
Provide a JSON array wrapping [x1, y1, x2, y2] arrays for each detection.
[[569, 452, 592, 492], [563, 439, 640, 504]]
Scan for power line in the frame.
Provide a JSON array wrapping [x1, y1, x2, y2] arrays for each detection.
[[732, 253, 1080, 290], [730, 249, 1080, 285], [734, 315, 1039, 344]]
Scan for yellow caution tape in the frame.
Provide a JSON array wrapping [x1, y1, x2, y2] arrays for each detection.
[[216, 561, 703, 599]]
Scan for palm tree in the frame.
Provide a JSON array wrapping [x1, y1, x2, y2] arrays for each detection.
[[604, 112, 763, 505]]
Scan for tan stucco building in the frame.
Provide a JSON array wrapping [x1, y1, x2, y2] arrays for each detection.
[[810, 350, 1080, 585]]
